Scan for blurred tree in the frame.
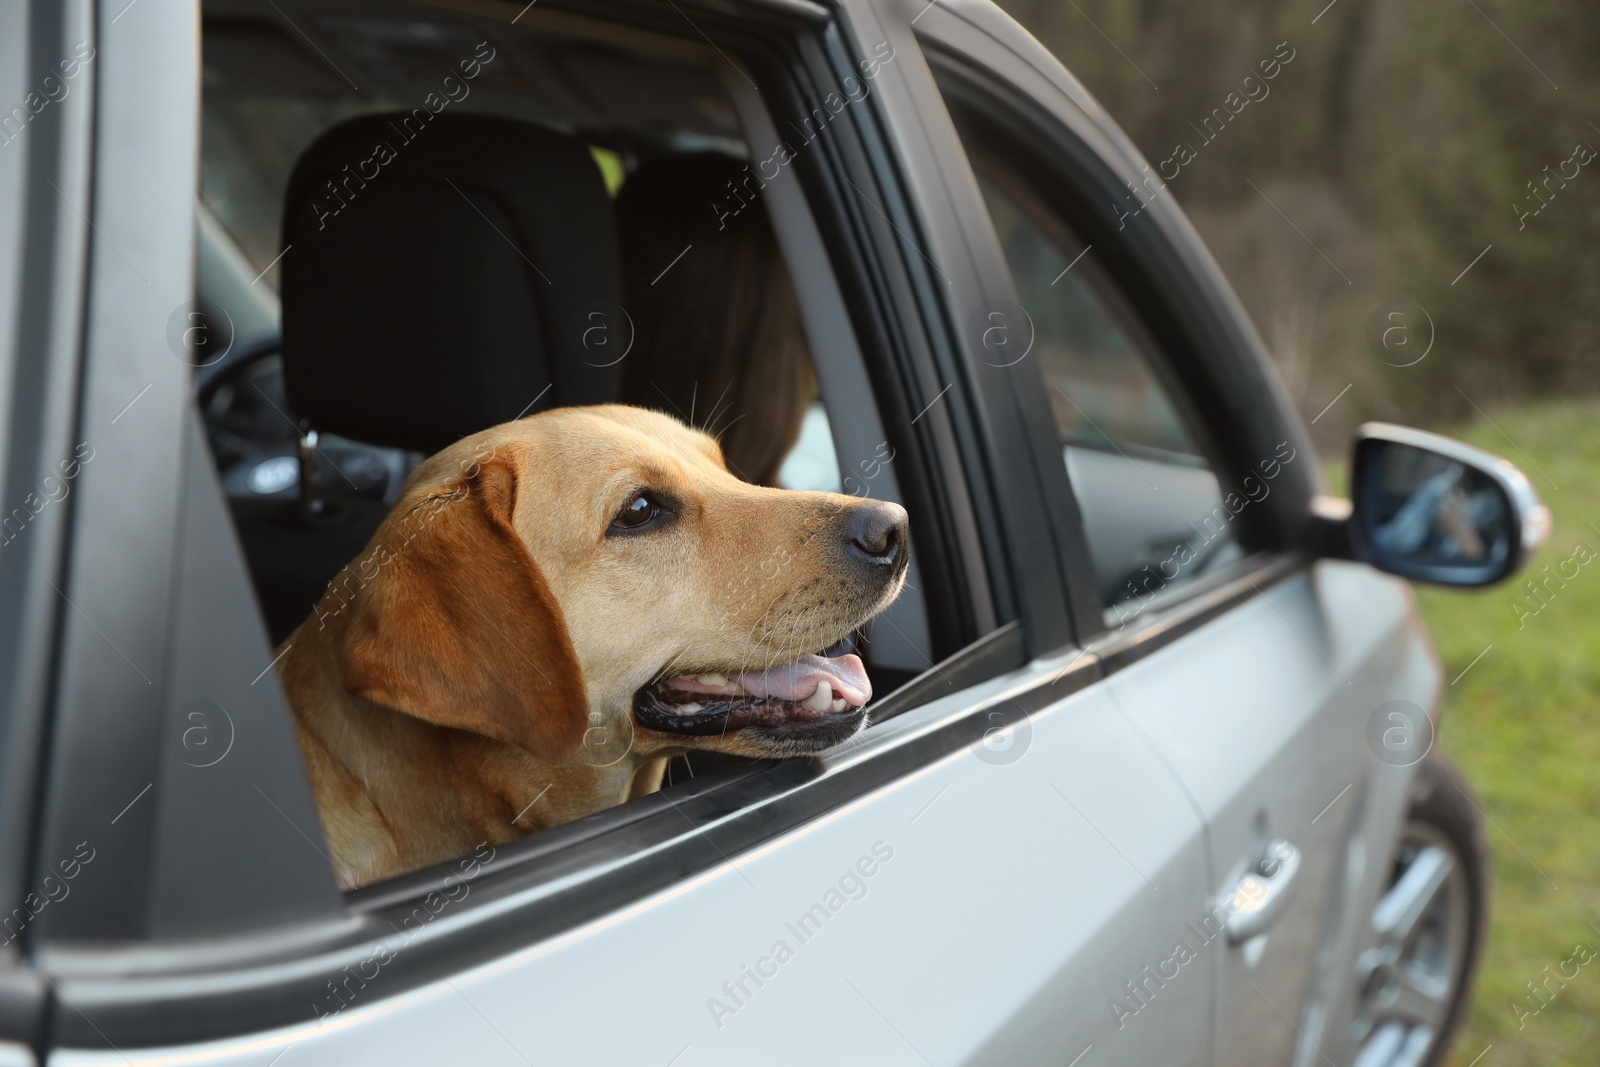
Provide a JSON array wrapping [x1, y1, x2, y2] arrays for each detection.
[[994, 0, 1600, 447]]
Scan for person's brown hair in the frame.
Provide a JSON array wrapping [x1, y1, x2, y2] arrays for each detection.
[[616, 153, 815, 487]]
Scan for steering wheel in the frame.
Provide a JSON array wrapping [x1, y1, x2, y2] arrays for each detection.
[[194, 334, 283, 409]]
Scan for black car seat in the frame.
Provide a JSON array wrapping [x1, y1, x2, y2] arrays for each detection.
[[234, 111, 622, 641]]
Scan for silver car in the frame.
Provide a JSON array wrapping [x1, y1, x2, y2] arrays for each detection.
[[0, 0, 1545, 1065]]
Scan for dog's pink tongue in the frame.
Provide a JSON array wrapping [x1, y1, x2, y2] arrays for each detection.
[[736, 653, 871, 707]]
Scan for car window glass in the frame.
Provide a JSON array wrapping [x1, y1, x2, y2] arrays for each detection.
[[944, 108, 1244, 614], [779, 401, 844, 492]]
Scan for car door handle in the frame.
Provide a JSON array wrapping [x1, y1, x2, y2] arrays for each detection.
[[1223, 839, 1302, 943]]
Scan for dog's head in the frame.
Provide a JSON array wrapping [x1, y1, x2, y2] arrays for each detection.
[[335, 405, 908, 766]]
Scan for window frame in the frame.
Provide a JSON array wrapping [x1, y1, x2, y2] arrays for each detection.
[[914, 21, 1322, 653], [33, 0, 1075, 1049], [0, 0, 99, 1050]]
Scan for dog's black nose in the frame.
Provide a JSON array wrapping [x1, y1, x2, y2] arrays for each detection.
[[846, 501, 908, 565]]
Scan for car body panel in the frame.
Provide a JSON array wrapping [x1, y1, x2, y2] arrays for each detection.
[[28, 0, 199, 944], [1108, 562, 1439, 1063], [51, 649, 1211, 1066]]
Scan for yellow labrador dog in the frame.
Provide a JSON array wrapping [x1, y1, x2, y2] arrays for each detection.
[[277, 405, 908, 889]]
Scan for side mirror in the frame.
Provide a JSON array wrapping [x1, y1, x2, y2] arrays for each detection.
[[1337, 423, 1550, 587]]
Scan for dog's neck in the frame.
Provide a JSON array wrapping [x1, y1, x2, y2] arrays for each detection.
[[279, 617, 650, 886]]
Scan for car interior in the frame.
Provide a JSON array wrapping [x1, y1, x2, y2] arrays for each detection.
[[194, 0, 933, 873]]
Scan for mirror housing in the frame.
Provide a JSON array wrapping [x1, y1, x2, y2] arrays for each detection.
[[1321, 423, 1550, 587]]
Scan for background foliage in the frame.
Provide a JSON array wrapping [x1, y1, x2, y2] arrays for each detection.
[[994, 0, 1598, 449]]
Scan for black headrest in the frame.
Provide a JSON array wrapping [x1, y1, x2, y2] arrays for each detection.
[[280, 112, 621, 455]]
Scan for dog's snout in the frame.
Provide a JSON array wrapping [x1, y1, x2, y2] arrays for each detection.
[[846, 501, 908, 565]]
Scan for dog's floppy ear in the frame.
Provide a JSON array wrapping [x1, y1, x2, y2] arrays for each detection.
[[341, 453, 588, 762]]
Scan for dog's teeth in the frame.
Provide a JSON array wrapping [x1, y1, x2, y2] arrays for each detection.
[[802, 681, 834, 713], [678, 702, 703, 715], [697, 673, 729, 688], [831, 698, 847, 713]]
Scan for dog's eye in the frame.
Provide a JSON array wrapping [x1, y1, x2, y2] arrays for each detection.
[[611, 491, 671, 534]]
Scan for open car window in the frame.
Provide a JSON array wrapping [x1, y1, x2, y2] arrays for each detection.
[[192, 0, 941, 891]]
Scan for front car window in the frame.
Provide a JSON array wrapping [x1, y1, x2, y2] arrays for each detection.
[[941, 95, 1249, 616]]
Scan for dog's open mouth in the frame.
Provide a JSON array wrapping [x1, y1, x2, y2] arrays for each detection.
[[633, 652, 871, 739]]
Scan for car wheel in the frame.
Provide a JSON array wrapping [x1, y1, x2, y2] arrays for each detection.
[[1348, 753, 1491, 1067]]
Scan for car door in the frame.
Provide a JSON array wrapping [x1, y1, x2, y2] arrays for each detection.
[[16, 2, 1214, 1066], [908, 7, 1441, 1065]]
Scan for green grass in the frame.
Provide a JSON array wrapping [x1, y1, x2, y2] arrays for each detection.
[[1389, 400, 1600, 1067]]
